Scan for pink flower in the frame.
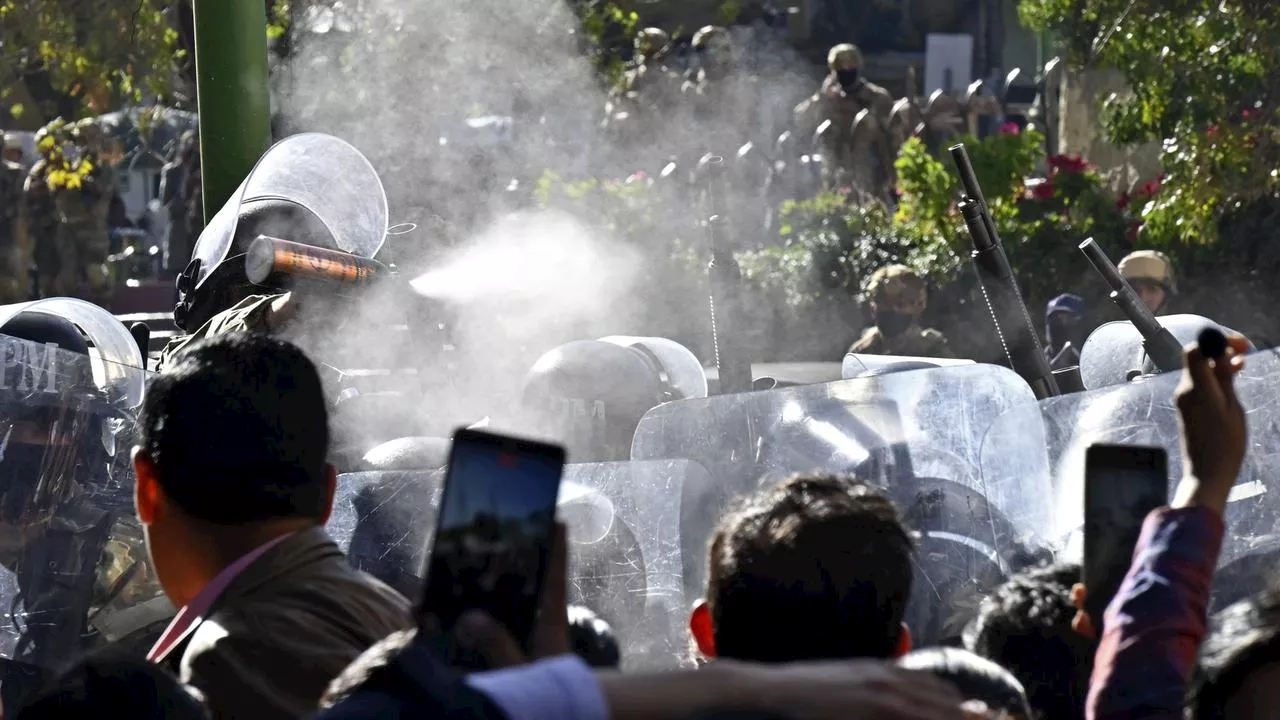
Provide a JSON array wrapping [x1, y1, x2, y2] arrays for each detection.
[[1029, 178, 1056, 200], [1000, 121, 1021, 135]]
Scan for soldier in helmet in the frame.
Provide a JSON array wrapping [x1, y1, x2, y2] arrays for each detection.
[[848, 265, 952, 358], [793, 43, 896, 200], [1118, 250, 1176, 315]]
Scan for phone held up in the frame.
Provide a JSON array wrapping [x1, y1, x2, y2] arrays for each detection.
[[417, 428, 566, 667], [1082, 443, 1169, 624]]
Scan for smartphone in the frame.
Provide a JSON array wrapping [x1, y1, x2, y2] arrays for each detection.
[[1083, 444, 1169, 623], [418, 429, 566, 652]]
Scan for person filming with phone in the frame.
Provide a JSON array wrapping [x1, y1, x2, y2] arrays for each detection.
[[1084, 329, 1249, 719]]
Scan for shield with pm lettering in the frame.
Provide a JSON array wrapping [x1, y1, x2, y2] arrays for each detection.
[[0, 308, 166, 710]]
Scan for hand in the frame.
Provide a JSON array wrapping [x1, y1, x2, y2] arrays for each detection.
[[452, 522, 570, 669], [1172, 335, 1249, 515], [1070, 583, 1097, 640]]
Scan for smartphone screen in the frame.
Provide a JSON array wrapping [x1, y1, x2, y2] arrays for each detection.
[[418, 429, 566, 649], [1083, 444, 1168, 623]]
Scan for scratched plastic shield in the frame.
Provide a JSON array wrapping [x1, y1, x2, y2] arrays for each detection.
[[328, 460, 693, 669], [979, 349, 1280, 610], [0, 327, 166, 707], [1078, 314, 1250, 391], [631, 363, 1045, 645]]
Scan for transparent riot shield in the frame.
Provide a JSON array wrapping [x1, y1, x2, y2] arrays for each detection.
[[0, 332, 164, 709], [191, 133, 389, 292], [632, 363, 1045, 646], [1078, 314, 1250, 391], [980, 349, 1280, 610], [329, 460, 697, 669]]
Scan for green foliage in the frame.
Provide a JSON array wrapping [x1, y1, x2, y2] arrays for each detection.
[[1, 0, 182, 120], [569, 0, 641, 89], [1018, 0, 1280, 247]]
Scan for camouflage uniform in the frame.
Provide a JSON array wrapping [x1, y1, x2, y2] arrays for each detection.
[[23, 158, 59, 298], [0, 153, 28, 303], [793, 44, 896, 199], [849, 325, 952, 357], [608, 29, 683, 151], [159, 293, 285, 369], [848, 264, 953, 358]]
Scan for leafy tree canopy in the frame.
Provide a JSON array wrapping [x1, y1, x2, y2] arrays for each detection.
[[1018, 0, 1280, 246]]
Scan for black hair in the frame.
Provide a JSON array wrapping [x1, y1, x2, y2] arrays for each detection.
[[707, 473, 913, 662], [139, 333, 330, 523], [963, 562, 1094, 720], [567, 604, 621, 669], [899, 647, 1033, 718], [14, 650, 209, 720], [1193, 585, 1280, 719]]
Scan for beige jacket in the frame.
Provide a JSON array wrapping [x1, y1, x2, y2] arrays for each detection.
[[155, 527, 413, 720]]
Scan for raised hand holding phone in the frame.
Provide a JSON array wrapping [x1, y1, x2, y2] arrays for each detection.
[[417, 429, 567, 670]]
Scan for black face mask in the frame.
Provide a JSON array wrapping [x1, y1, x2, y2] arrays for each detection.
[[836, 69, 859, 90], [875, 309, 915, 337], [1047, 316, 1083, 351], [0, 443, 52, 525]]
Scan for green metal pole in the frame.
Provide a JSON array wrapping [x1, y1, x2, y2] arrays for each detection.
[[192, 0, 273, 225]]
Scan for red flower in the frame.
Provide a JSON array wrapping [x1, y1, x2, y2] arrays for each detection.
[[1029, 178, 1056, 200], [1047, 154, 1089, 174], [1116, 191, 1131, 211], [1136, 177, 1162, 198], [1242, 109, 1253, 120], [1000, 121, 1021, 135]]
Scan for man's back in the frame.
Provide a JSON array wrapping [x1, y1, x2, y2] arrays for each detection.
[[170, 527, 411, 719]]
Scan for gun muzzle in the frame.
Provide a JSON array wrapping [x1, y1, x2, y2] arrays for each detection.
[[1078, 237, 1184, 373], [246, 236, 388, 288]]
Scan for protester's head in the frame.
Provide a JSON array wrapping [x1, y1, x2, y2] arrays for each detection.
[[1193, 585, 1280, 720], [866, 265, 927, 338], [691, 474, 914, 662], [568, 605, 622, 669], [133, 334, 335, 606], [963, 562, 1094, 720], [898, 647, 1034, 720], [14, 650, 209, 720]]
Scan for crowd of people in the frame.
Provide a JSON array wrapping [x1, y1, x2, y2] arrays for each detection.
[[0, 309, 1264, 720]]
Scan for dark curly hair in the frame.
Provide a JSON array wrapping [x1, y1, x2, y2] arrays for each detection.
[[963, 562, 1095, 720]]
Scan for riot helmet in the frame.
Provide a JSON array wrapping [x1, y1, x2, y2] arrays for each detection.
[[691, 26, 732, 74], [173, 133, 388, 332], [634, 28, 670, 61], [520, 337, 705, 462], [1117, 250, 1176, 314]]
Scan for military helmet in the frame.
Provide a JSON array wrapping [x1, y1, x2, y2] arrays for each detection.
[[866, 264, 926, 306], [1118, 250, 1177, 294], [634, 27, 670, 58], [828, 43, 864, 71], [692, 25, 731, 55], [2, 132, 22, 152]]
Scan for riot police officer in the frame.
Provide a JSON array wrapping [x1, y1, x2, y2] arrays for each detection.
[[161, 133, 389, 370], [848, 265, 952, 358], [519, 337, 706, 462], [1118, 250, 1176, 315], [0, 308, 152, 710]]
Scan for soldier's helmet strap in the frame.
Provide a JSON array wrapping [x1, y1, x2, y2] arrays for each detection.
[[628, 343, 682, 403]]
